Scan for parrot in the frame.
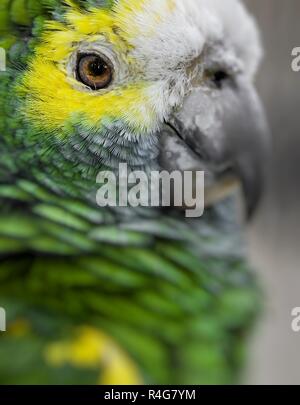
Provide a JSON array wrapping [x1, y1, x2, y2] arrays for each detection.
[[0, 0, 269, 385]]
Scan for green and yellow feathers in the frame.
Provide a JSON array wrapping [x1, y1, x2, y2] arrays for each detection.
[[19, 1, 156, 134], [0, 0, 263, 384]]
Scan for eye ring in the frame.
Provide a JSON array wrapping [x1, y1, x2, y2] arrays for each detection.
[[76, 53, 114, 90]]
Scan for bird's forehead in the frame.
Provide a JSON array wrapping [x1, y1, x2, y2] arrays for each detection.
[[115, 0, 220, 37], [116, 0, 222, 52], [105, 0, 260, 75], [117, 0, 211, 69], [46, 0, 260, 76], [18, 0, 261, 134]]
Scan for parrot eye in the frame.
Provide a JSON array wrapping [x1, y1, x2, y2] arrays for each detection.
[[76, 53, 113, 90]]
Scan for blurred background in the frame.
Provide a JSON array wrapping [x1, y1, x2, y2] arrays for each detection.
[[245, 0, 300, 385]]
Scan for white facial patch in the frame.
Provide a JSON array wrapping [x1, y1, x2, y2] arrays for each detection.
[[204, 0, 263, 77], [118, 0, 261, 77], [114, 0, 262, 123], [124, 0, 217, 78]]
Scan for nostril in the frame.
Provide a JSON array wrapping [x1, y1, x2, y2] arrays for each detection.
[[212, 70, 230, 89], [204, 69, 231, 90]]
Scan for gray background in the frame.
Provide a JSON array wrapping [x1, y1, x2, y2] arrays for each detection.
[[244, 0, 300, 385]]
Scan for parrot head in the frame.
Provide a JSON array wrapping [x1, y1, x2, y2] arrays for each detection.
[[17, 0, 269, 218]]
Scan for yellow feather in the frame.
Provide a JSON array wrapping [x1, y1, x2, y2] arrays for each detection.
[[45, 327, 143, 385], [19, 57, 153, 133], [18, 4, 157, 134]]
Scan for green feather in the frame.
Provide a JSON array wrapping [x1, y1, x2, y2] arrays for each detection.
[[0, 0, 261, 385]]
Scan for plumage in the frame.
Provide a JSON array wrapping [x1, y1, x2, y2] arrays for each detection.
[[0, 0, 268, 384]]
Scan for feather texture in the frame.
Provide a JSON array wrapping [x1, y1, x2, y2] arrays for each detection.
[[0, 0, 262, 384]]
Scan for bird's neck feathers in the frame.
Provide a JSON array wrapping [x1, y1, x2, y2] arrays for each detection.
[[6, 113, 160, 202]]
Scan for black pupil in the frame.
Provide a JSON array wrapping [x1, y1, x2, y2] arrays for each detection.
[[88, 58, 108, 77]]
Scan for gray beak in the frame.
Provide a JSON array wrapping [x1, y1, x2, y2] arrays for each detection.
[[159, 80, 270, 220]]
